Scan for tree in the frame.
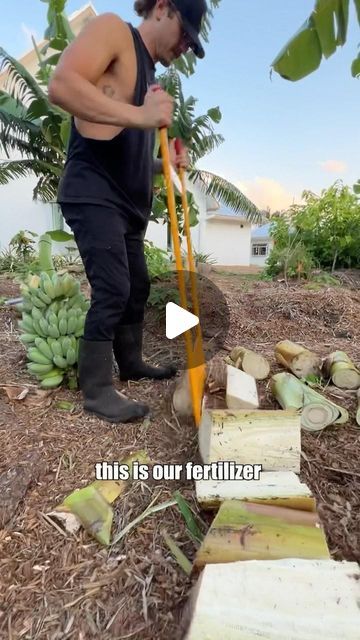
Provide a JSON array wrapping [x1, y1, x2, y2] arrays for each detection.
[[266, 180, 360, 276]]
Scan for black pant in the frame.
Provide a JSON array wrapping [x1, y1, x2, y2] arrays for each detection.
[[60, 204, 151, 341]]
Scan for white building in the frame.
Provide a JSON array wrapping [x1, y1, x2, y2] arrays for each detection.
[[0, 3, 256, 268], [250, 223, 274, 267]]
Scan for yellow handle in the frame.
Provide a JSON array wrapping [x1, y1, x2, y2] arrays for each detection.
[[159, 129, 206, 427]]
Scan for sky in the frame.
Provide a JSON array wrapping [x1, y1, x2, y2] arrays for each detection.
[[1, 0, 359, 212]]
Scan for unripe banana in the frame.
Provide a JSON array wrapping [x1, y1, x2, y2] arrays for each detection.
[[50, 340, 63, 358], [68, 293, 84, 309], [30, 294, 46, 309], [74, 315, 85, 337], [27, 362, 54, 375], [31, 307, 43, 321], [20, 283, 30, 296], [82, 300, 90, 312], [57, 308, 67, 321], [48, 324, 60, 339], [40, 273, 55, 299], [39, 367, 63, 379], [67, 316, 77, 334], [39, 318, 50, 337], [33, 318, 47, 338], [22, 301, 33, 313], [35, 337, 53, 360], [62, 275, 74, 297], [40, 374, 63, 389], [68, 280, 81, 298], [53, 355, 68, 369], [61, 336, 72, 357], [66, 347, 76, 366], [20, 334, 37, 345], [28, 348, 53, 365], [48, 301, 60, 314], [59, 318, 67, 336], [36, 288, 52, 305], [19, 318, 35, 333], [48, 312, 58, 328], [28, 274, 41, 289]]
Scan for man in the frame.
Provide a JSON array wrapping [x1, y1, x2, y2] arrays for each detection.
[[48, 0, 208, 424]]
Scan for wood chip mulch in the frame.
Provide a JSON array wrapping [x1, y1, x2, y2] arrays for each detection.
[[0, 272, 359, 639]]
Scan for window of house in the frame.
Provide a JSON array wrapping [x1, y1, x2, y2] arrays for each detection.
[[252, 243, 268, 257]]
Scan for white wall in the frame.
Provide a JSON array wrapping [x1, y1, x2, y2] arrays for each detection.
[[0, 174, 52, 249], [202, 218, 252, 266], [0, 171, 75, 256], [145, 219, 168, 251]]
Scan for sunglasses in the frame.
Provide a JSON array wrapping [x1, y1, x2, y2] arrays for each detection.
[[168, 1, 195, 53]]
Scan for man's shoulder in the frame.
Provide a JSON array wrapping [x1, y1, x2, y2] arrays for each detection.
[[80, 12, 134, 49], [88, 12, 131, 33]]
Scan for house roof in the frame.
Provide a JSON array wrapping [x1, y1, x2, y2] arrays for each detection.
[[251, 223, 271, 240], [207, 203, 254, 223]]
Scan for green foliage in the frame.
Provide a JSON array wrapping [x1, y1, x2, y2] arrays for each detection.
[[147, 284, 180, 311], [0, 0, 72, 201], [194, 251, 217, 264], [265, 181, 360, 278], [144, 240, 172, 281], [311, 272, 341, 286], [266, 235, 314, 279], [271, 0, 360, 80], [9, 229, 38, 261]]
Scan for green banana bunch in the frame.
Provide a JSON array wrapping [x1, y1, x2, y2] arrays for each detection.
[[19, 270, 90, 391]]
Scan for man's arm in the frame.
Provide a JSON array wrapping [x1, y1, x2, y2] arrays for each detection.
[[48, 14, 172, 130]]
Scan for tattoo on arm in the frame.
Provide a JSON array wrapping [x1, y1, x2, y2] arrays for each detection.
[[102, 85, 115, 97]]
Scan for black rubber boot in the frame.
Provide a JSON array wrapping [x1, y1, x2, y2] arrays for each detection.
[[113, 323, 177, 381], [78, 338, 150, 423]]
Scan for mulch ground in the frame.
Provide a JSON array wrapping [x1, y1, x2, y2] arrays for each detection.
[[0, 271, 360, 639]]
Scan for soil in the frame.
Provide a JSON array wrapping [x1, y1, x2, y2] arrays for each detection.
[[0, 271, 359, 639]]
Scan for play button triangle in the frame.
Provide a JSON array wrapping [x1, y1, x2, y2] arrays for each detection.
[[166, 302, 199, 340]]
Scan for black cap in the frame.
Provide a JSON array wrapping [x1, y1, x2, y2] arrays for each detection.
[[172, 0, 207, 59]]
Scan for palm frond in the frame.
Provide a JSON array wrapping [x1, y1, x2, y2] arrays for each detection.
[[0, 47, 49, 111], [190, 134, 225, 163], [0, 158, 62, 186], [0, 94, 43, 157], [33, 173, 60, 202], [190, 169, 263, 224]]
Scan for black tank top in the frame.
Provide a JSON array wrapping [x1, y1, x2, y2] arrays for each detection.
[[57, 23, 156, 228]]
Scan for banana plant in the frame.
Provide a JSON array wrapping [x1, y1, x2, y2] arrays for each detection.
[[271, 0, 360, 81], [0, 0, 72, 201]]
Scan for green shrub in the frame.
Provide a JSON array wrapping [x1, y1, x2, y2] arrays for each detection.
[[144, 240, 171, 281], [265, 240, 314, 279]]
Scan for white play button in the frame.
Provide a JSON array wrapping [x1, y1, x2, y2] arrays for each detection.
[[166, 302, 199, 340]]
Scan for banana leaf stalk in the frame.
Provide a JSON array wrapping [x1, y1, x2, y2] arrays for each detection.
[[38, 233, 55, 276], [322, 351, 360, 390], [271, 372, 348, 431]]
